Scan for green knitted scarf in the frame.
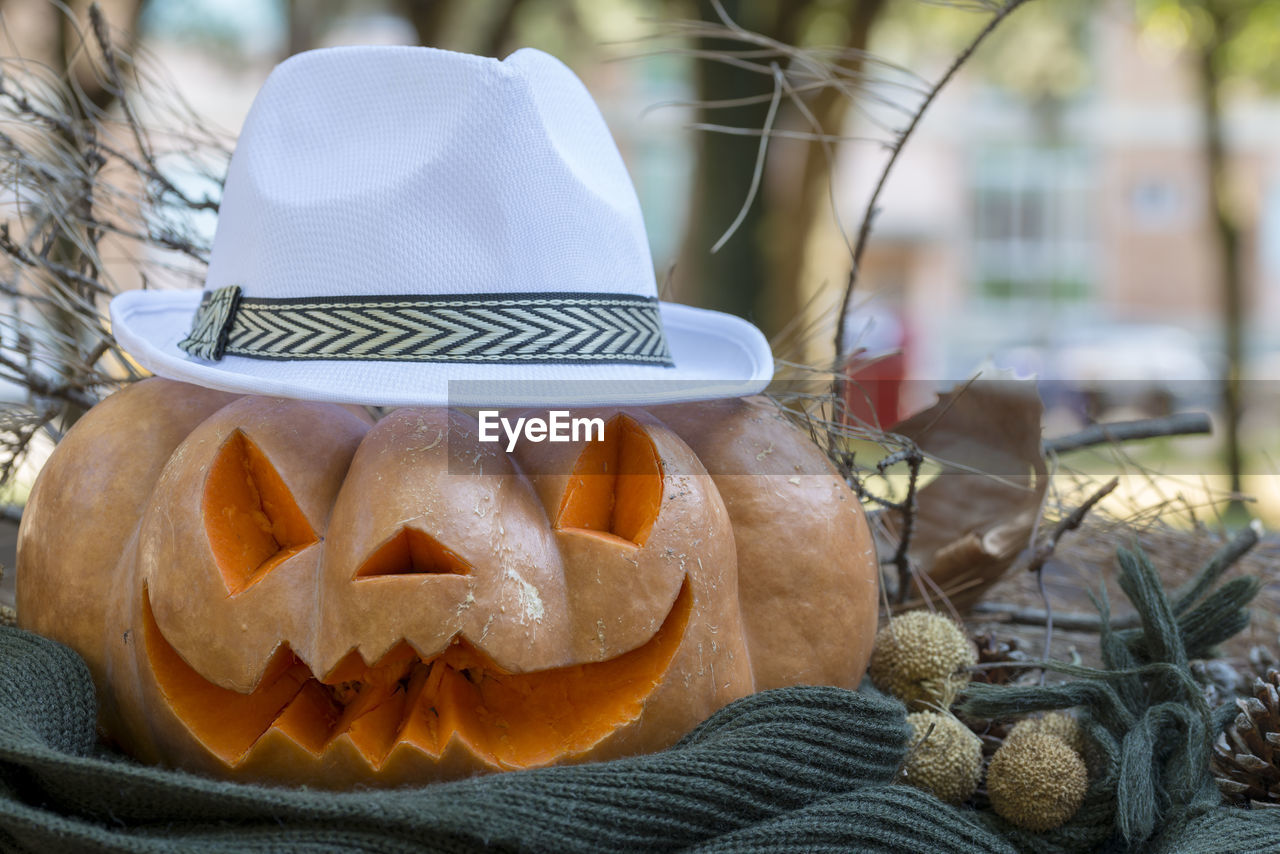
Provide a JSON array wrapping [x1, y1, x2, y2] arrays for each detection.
[[0, 625, 1012, 854]]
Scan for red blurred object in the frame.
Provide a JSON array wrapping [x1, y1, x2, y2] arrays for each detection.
[[841, 306, 907, 428], [844, 352, 905, 428]]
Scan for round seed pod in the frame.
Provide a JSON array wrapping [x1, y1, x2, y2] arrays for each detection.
[[987, 732, 1088, 831], [902, 710, 983, 805], [869, 611, 976, 709], [1008, 711, 1084, 753]]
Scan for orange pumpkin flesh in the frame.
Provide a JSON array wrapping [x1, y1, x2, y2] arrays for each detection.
[[558, 415, 663, 545], [206, 430, 321, 593], [143, 581, 690, 770], [18, 379, 877, 788]]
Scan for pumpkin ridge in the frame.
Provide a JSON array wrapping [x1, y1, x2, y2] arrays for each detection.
[[19, 384, 875, 787]]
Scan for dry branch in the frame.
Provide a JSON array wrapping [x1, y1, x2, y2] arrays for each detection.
[[1021, 477, 1119, 576], [1045, 413, 1213, 455], [0, 2, 231, 489], [875, 442, 924, 604]]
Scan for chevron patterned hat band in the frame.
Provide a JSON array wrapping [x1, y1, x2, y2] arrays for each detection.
[[177, 285, 675, 366]]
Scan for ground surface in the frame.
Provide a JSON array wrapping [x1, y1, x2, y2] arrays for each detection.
[[965, 517, 1280, 678]]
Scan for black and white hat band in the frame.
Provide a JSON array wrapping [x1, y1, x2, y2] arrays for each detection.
[[178, 285, 675, 366]]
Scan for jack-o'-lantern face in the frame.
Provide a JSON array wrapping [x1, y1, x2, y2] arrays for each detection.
[[121, 399, 747, 786], [17, 379, 879, 789]]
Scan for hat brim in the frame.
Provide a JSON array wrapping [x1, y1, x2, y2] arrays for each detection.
[[110, 290, 774, 407]]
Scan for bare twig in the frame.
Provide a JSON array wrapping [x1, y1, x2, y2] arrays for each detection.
[[1019, 476, 1119, 676], [1022, 477, 1120, 576], [834, 0, 1032, 374], [0, 225, 110, 295], [1035, 560, 1052, 684], [0, 4, 230, 488], [877, 441, 924, 603], [1045, 412, 1213, 455], [0, 352, 100, 410], [711, 63, 783, 253], [970, 602, 1139, 631]]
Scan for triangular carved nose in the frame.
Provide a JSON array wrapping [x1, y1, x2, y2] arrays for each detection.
[[355, 527, 472, 578]]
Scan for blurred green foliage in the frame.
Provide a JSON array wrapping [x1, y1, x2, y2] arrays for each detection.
[[1138, 0, 1280, 89], [873, 0, 1094, 100]]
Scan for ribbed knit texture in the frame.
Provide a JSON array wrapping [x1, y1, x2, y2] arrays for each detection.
[[0, 626, 1019, 853], [690, 785, 1015, 853], [1152, 809, 1280, 854]]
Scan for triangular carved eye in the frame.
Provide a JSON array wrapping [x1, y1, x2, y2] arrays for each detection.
[[556, 415, 663, 546], [356, 528, 472, 578], [204, 430, 318, 594]]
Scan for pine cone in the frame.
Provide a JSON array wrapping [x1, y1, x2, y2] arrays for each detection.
[[1213, 668, 1280, 809], [1249, 645, 1278, 680]]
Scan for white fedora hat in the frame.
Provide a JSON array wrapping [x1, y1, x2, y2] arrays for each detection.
[[110, 45, 773, 407]]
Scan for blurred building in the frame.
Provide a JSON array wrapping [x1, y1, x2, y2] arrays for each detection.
[[11, 0, 1278, 415], [835, 2, 1280, 413]]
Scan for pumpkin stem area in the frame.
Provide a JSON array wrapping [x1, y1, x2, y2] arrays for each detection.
[[556, 415, 663, 546], [203, 430, 318, 594], [142, 581, 691, 772]]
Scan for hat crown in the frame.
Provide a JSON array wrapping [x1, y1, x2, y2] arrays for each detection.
[[204, 46, 656, 302]]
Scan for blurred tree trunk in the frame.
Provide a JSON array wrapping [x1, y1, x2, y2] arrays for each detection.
[[676, 0, 806, 329], [764, 0, 884, 365], [397, 0, 528, 56], [1189, 3, 1245, 510], [398, 0, 451, 47], [286, 0, 320, 57], [481, 0, 522, 57], [677, 0, 886, 351]]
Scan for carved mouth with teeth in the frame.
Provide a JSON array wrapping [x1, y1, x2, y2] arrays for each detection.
[[106, 398, 749, 786], [143, 580, 691, 771]]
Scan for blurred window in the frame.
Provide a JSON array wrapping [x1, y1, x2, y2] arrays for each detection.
[[971, 146, 1095, 308], [1129, 178, 1183, 231]]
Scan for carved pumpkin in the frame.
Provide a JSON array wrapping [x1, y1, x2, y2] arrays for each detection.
[[17, 379, 876, 787]]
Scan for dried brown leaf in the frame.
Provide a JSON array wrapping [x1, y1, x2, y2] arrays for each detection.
[[881, 377, 1048, 612]]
